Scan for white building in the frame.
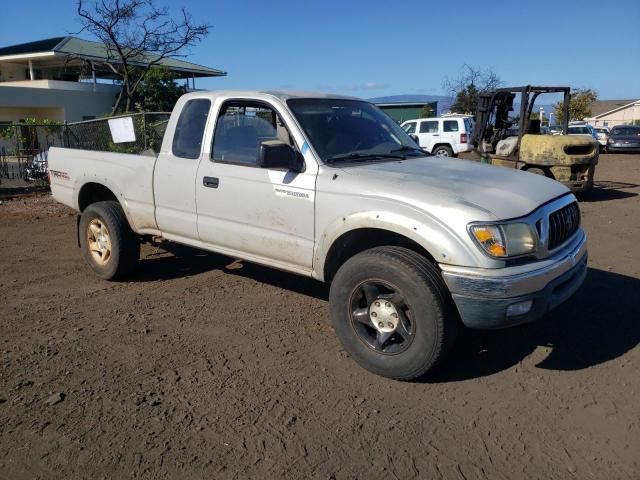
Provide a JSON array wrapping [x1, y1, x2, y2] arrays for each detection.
[[0, 36, 226, 123], [586, 99, 640, 128]]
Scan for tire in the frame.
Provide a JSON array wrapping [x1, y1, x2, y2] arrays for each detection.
[[79, 201, 140, 280], [433, 145, 454, 157], [329, 246, 458, 380]]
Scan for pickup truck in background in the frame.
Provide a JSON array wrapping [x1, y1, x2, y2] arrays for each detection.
[[49, 90, 588, 380]]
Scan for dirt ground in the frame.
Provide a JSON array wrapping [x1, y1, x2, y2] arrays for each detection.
[[1, 154, 639, 479]]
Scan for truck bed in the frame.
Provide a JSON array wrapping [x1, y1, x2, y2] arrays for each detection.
[[48, 147, 159, 233]]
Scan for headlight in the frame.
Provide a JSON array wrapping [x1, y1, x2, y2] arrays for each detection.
[[470, 223, 537, 258]]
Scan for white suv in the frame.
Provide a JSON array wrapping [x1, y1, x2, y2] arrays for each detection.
[[401, 117, 473, 156]]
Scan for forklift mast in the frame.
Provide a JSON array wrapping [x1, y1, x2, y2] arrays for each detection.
[[472, 86, 571, 154]]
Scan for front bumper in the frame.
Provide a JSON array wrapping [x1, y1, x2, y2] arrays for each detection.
[[607, 143, 640, 152], [440, 230, 588, 329]]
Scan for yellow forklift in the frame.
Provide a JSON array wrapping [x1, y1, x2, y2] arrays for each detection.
[[467, 86, 597, 192]]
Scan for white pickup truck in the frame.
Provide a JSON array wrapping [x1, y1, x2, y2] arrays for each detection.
[[49, 90, 588, 380]]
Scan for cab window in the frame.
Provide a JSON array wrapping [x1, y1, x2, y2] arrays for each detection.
[[403, 122, 417, 134], [212, 101, 294, 165]]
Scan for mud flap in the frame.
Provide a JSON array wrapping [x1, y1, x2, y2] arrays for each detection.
[[76, 214, 81, 248]]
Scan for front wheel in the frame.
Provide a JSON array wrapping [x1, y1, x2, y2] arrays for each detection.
[[79, 201, 140, 280], [433, 145, 454, 157], [329, 246, 458, 380]]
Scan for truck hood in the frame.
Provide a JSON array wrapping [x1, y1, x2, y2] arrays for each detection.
[[335, 156, 570, 220]]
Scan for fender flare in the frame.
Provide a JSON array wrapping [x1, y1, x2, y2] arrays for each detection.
[[74, 176, 139, 232], [313, 210, 480, 281]]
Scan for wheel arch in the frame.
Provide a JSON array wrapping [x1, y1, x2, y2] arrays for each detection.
[[322, 228, 437, 283], [75, 180, 139, 233], [77, 182, 119, 212], [432, 143, 454, 154]]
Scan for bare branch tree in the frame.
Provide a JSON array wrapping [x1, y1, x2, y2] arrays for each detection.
[[442, 64, 502, 115], [76, 0, 210, 114]]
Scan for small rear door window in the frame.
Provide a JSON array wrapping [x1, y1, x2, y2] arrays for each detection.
[[172, 99, 211, 159]]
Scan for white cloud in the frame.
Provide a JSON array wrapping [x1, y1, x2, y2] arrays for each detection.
[[343, 82, 390, 91]]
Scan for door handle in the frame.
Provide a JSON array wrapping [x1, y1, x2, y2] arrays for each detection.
[[203, 176, 219, 188], [433, 134, 439, 136]]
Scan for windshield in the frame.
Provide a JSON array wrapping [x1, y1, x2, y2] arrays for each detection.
[[287, 99, 425, 163], [568, 127, 590, 134], [611, 127, 640, 136]]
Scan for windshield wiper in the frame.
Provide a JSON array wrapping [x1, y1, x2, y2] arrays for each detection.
[[325, 152, 406, 164], [390, 146, 428, 155]]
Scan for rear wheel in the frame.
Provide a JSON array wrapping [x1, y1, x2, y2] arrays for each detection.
[[79, 201, 139, 280], [433, 145, 454, 157], [329, 246, 458, 380]]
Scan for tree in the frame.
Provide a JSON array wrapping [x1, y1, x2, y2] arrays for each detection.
[[131, 67, 187, 112], [443, 65, 501, 115], [77, 0, 209, 114], [553, 88, 598, 124], [529, 112, 549, 127], [419, 104, 435, 118]]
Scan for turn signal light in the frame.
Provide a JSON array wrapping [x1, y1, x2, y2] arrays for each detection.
[[470, 226, 507, 257]]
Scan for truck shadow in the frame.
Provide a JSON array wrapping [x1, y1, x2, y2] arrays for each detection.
[[426, 267, 640, 382], [131, 241, 330, 300], [131, 247, 638, 382], [130, 243, 232, 281]]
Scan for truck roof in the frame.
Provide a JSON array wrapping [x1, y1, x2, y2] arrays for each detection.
[[180, 89, 361, 103]]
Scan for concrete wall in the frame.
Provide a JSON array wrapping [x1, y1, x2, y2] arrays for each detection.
[[0, 83, 120, 122], [0, 106, 64, 122], [590, 103, 640, 128]]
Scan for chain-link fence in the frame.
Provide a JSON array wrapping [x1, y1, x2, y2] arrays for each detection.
[[0, 112, 170, 187], [64, 112, 170, 154]]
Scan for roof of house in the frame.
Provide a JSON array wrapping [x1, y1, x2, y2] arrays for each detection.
[[590, 99, 638, 118], [0, 36, 226, 78]]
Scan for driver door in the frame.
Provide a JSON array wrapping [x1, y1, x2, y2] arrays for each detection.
[[196, 100, 316, 273]]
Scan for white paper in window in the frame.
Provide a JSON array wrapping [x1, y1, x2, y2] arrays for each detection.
[[108, 117, 136, 143]]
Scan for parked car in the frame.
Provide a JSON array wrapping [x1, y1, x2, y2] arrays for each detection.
[[606, 125, 640, 153], [401, 117, 473, 157], [48, 90, 587, 380], [593, 126, 610, 149], [567, 124, 599, 143]]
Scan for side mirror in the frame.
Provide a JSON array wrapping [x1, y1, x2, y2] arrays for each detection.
[[409, 134, 420, 144], [258, 141, 304, 172]]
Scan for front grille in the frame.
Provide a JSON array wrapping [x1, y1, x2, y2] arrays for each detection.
[[548, 202, 580, 250]]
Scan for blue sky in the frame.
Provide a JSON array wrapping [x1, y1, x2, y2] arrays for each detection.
[[2, 0, 639, 99]]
